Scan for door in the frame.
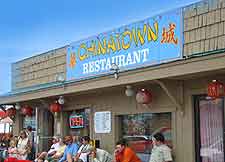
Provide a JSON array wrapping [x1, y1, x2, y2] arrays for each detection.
[[195, 96, 225, 162]]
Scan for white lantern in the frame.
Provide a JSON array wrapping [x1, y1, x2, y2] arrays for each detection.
[[125, 85, 135, 97], [15, 103, 21, 110], [58, 96, 65, 105]]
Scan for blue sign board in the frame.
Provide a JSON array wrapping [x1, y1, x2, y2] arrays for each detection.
[[67, 9, 182, 81]]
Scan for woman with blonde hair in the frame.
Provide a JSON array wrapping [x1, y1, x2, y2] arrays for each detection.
[[16, 130, 31, 160]]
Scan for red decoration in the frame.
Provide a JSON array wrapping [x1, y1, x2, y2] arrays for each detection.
[[136, 89, 153, 104], [0, 111, 7, 118], [207, 80, 225, 99], [6, 108, 16, 117], [49, 103, 61, 113], [21, 106, 33, 116]]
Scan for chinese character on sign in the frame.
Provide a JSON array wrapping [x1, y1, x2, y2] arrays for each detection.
[[161, 23, 178, 45]]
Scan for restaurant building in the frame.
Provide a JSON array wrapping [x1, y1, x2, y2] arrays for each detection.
[[1, 0, 225, 162]]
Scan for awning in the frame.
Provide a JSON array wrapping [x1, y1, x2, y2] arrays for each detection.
[[0, 116, 13, 124]]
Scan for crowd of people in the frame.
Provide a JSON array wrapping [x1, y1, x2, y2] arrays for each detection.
[[1, 126, 173, 162], [33, 132, 172, 162], [0, 126, 34, 162]]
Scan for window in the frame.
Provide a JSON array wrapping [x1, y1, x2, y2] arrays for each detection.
[[119, 112, 172, 162], [23, 116, 36, 131], [195, 97, 224, 162]]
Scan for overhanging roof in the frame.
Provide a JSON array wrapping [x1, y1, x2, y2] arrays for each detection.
[[1, 52, 225, 104]]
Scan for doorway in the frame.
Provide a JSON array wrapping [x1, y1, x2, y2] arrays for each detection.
[[195, 96, 225, 162]]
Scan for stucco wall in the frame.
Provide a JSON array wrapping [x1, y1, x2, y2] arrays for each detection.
[[61, 81, 181, 156]]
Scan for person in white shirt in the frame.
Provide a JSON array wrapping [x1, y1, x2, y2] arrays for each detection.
[[90, 147, 112, 162], [17, 130, 31, 160], [74, 136, 92, 162], [149, 133, 173, 162], [35, 136, 60, 162]]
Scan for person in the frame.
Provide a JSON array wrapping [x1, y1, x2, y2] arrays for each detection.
[[72, 135, 81, 146], [149, 133, 172, 162], [16, 130, 31, 160], [44, 138, 66, 162], [25, 126, 33, 145], [90, 147, 112, 162], [74, 136, 92, 162], [114, 139, 141, 162], [26, 126, 35, 160], [7, 138, 18, 158], [35, 136, 60, 162], [58, 135, 79, 162]]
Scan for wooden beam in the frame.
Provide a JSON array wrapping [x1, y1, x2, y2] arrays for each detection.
[[154, 80, 184, 116]]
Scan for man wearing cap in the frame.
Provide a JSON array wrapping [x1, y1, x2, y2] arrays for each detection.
[[59, 135, 79, 162], [35, 136, 60, 162], [47, 136, 60, 156]]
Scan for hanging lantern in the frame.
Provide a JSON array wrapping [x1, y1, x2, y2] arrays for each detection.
[[21, 106, 33, 116], [49, 103, 61, 113], [207, 80, 225, 99], [136, 89, 153, 104], [6, 108, 16, 117], [125, 85, 135, 97]]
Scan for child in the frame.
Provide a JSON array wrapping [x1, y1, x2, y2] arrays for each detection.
[[8, 139, 18, 158]]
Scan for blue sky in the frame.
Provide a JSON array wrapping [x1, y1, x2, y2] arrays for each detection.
[[0, 0, 200, 94]]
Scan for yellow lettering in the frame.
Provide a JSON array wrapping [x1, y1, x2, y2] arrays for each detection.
[[97, 38, 107, 54], [132, 28, 138, 46], [78, 43, 88, 61], [121, 30, 132, 50], [147, 22, 158, 42], [87, 40, 96, 55], [115, 34, 121, 51], [137, 24, 146, 45], [107, 36, 117, 53]]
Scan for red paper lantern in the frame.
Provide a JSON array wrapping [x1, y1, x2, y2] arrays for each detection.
[[207, 80, 225, 99], [49, 103, 61, 113], [21, 106, 33, 116], [6, 108, 16, 117], [136, 89, 153, 104]]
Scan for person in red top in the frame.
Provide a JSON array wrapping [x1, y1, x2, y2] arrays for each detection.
[[114, 139, 141, 162]]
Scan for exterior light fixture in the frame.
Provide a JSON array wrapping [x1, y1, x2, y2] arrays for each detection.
[[55, 73, 65, 82], [110, 63, 119, 80], [125, 85, 135, 97]]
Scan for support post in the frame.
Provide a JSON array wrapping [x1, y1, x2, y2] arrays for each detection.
[[35, 107, 39, 157]]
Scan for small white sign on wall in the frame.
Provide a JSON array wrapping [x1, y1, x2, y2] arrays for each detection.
[[94, 111, 111, 133]]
